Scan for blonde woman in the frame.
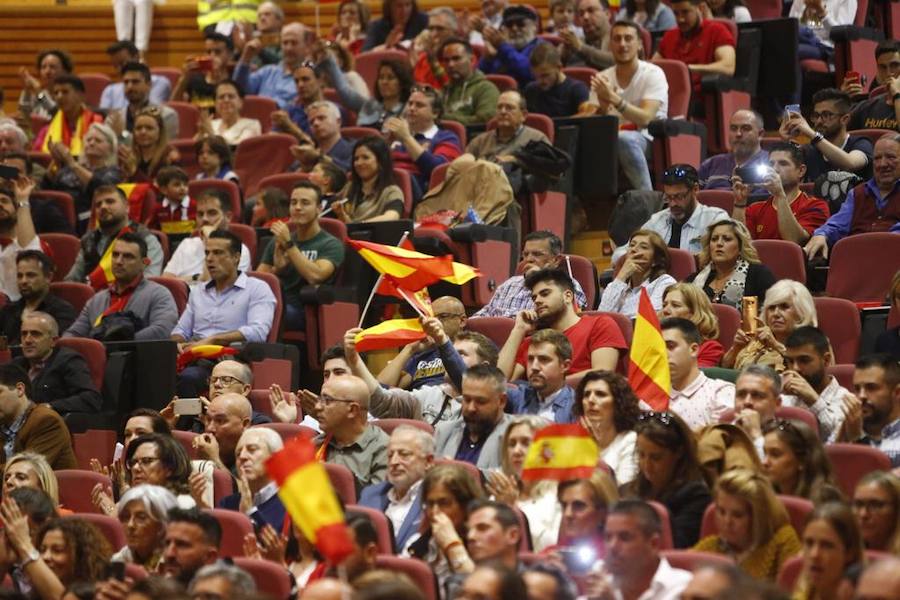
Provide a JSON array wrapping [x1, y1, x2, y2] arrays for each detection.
[[722, 279, 818, 370], [852, 471, 900, 555], [661, 282, 724, 367], [693, 469, 801, 580], [793, 502, 865, 600], [544, 470, 619, 559], [600, 230, 677, 318], [687, 219, 776, 310], [486, 415, 560, 551], [3, 452, 64, 510]]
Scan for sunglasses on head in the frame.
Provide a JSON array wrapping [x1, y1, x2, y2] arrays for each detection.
[[662, 165, 698, 185]]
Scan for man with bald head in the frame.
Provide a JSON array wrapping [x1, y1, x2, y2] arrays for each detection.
[[699, 109, 769, 194], [299, 579, 354, 600], [194, 392, 252, 475], [314, 375, 389, 491], [856, 557, 900, 600], [235, 22, 309, 109]]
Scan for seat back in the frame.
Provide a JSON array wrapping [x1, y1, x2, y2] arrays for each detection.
[[392, 168, 414, 217], [256, 172, 311, 197], [848, 128, 896, 146], [825, 443, 892, 496], [826, 363, 854, 391], [562, 66, 598, 88], [434, 458, 484, 489], [171, 139, 200, 177], [65, 513, 126, 549], [229, 223, 258, 266], [72, 429, 117, 471], [742, 0, 783, 19], [668, 248, 697, 281], [234, 133, 297, 197], [79, 73, 111, 108], [374, 556, 438, 600], [439, 119, 467, 148], [485, 73, 518, 92], [585, 311, 634, 346], [777, 556, 804, 592], [165, 101, 201, 139], [324, 462, 358, 505], [241, 95, 278, 132], [212, 468, 234, 506], [712, 303, 741, 350], [42, 234, 82, 281], [562, 254, 598, 309], [232, 557, 292, 598], [813, 297, 861, 364], [347, 504, 396, 554], [752, 240, 806, 283], [465, 317, 515, 349], [208, 509, 254, 557], [485, 113, 556, 144], [32, 191, 76, 232], [700, 495, 813, 539], [648, 500, 675, 549], [56, 470, 111, 513], [56, 337, 105, 390], [150, 229, 171, 264], [188, 179, 242, 220], [356, 49, 410, 94], [247, 271, 283, 342], [826, 233, 900, 302], [49, 281, 94, 315], [253, 422, 317, 444], [776, 406, 820, 435], [697, 189, 734, 213], [341, 126, 382, 141], [428, 162, 452, 189], [372, 418, 435, 436], [173, 430, 199, 459], [652, 59, 692, 118], [148, 276, 189, 315], [661, 550, 734, 572], [150, 67, 181, 89]]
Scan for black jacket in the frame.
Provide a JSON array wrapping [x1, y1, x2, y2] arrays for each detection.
[[0, 294, 77, 347], [12, 347, 103, 414]]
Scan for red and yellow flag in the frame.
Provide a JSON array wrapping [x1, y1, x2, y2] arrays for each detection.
[[628, 288, 671, 411], [175, 344, 238, 372], [376, 277, 434, 317], [266, 436, 354, 564], [521, 423, 599, 482], [354, 318, 427, 352], [349, 239, 481, 291]]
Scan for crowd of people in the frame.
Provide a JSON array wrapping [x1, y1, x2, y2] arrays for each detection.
[[0, 0, 898, 599]]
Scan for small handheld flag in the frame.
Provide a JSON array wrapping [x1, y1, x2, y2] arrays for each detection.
[[521, 423, 599, 482], [176, 344, 238, 372], [354, 318, 427, 352], [628, 288, 671, 411]]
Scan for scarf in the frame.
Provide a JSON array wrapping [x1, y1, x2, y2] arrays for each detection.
[[87, 225, 134, 290], [692, 258, 750, 309], [41, 107, 99, 156]]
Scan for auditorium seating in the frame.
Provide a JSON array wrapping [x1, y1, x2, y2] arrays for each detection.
[[188, 179, 242, 219], [373, 418, 435, 436], [149, 276, 189, 315], [233, 558, 293, 598], [57, 470, 111, 514], [208, 508, 254, 557], [752, 240, 807, 284], [826, 233, 900, 303], [825, 444, 892, 496], [700, 495, 813, 539], [69, 512, 126, 549], [347, 504, 396, 554], [325, 462, 358, 505], [49, 282, 94, 315], [33, 191, 76, 232], [42, 234, 82, 282], [814, 297, 862, 364]]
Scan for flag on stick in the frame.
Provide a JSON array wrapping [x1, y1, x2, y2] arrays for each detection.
[[349, 239, 481, 291], [354, 318, 427, 352], [176, 344, 238, 372], [521, 423, 599, 481], [628, 288, 671, 411]]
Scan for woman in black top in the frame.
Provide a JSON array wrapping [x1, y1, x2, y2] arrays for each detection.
[[363, 0, 429, 50]]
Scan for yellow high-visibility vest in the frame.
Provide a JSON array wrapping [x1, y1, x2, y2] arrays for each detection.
[[197, 0, 260, 30]]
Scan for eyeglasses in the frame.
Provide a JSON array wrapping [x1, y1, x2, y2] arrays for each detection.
[[762, 418, 799, 435], [127, 456, 160, 469], [663, 190, 691, 204], [662, 165, 698, 185], [435, 312, 465, 320], [411, 84, 436, 94], [317, 394, 358, 407], [505, 18, 529, 28], [852, 499, 892, 512], [639, 411, 675, 426], [210, 375, 246, 387], [810, 111, 843, 121]]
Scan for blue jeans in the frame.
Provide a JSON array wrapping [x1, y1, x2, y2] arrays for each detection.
[[284, 302, 306, 332], [618, 130, 653, 191]]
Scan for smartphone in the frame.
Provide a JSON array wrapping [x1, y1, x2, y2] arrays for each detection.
[[104, 561, 126, 581], [558, 546, 597, 575], [0, 164, 19, 181], [173, 398, 203, 416], [195, 56, 214, 72], [784, 103, 801, 117], [113, 442, 124, 463], [735, 164, 772, 185]]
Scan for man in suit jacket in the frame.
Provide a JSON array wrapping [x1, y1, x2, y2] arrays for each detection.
[[359, 425, 434, 551], [12, 312, 102, 415], [218, 427, 286, 529], [0, 364, 77, 469], [434, 364, 513, 470]]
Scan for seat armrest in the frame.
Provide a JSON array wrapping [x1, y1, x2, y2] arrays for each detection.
[[648, 118, 707, 138], [298, 285, 357, 305], [829, 25, 885, 43], [448, 223, 514, 243], [700, 74, 750, 94]]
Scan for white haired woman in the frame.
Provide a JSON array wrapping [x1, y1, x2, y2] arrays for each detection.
[[111, 484, 178, 571]]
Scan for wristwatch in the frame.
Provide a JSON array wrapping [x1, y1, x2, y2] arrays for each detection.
[[20, 548, 39, 569]]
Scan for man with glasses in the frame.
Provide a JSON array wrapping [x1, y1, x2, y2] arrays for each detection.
[[412, 7, 458, 90], [235, 22, 309, 109], [780, 88, 874, 182], [478, 5, 542, 87], [611, 164, 728, 263], [561, 0, 613, 69], [699, 109, 769, 194], [465, 91, 550, 164], [440, 37, 500, 125], [315, 374, 389, 490], [475, 230, 587, 317]]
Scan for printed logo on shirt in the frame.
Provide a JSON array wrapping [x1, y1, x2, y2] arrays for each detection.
[[412, 357, 445, 382]]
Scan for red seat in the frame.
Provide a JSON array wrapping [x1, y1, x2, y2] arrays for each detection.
[[253, 422, 317, 444], [256, 172, 310, 198], [248, 389, 274, 419], [72, 429, 117, 471], [250, 357, 293, 390], [826, 233, 900, 303], [668, 248, 697, 281], [428, 162, 451, 189], [700, 495, 813, 539], [824, 443, 892, 496], [712, 303, 742, 351], [150, 229, 170, 264], [49, 282, 94, 315], [79, 73, 111, 108], [652, 59, 692, 119], [372, 418, 435, 436], [465, 317, 515, 349], [232, 557, 292, 599], [341, 126, 381, 141], [150, 67, 181, 90], [241, 95, 277, 133], [207, 508, 253, 557], [561, 254, 598, 310], [826, 364, 854, 391], [234, 133, 298, 197], [172, 139, 199, 177], [848, 128, 896, 146], [374, 556, 438, 600], [148, 276, 189, 315], [188, 179, 242, 220], [813, 297, 861, 364], [347, 504, 395, 554], [562, 66, 598, 88], [247, 271, 283, 343], [433, 458, 483, 488], [42, 234, 82, 282], [650, 59, 704, 186], [439, 119, 467, 148], [229, 223, 258, 266], [165, 101, 201, 140], [585, 310, 634, 346], [56, 337, 105, 390], [66, 512, 126, 549], [777, 555, 804, 592], [648, 500, 675, 550], [484, 73, 518, 92], [212, 468, 234, 507], [392, 168, 414, 217], [661, 549, 734, 571], [173, 430, 198, 459], [742, 0, 783, 18], [697, 189, 734, 214], [752, 240, 806, 284], [324, 462, 357, 505], [56, 470, 111, 514], [355, 49, 409, 95], [33, 191, 76, 232]]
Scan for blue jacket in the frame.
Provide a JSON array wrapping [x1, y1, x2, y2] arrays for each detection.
[[479, 39, 542, 87], [506, 382, 576, 423], [358, 481, 423, 550], [219, 491, 287, 532]]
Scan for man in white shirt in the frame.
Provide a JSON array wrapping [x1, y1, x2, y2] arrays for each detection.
[[163, 190, 252, 284], [781, 326, 849, 442], [584, 20, 668, 191], [662, 318, 733, 430], [611, 164, 728, 263], [585, 500, 692, 600]]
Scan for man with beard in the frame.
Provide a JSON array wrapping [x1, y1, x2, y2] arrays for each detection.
[[0, 251, 76, 347], [781, 327, 850, 443], [581, 500, 692, 600], [561, 0, 613, 69], [219, 427, 286, 529], [732, 142, 830, 244], [440, 38, 500, 125], [523, 43, 589, 118], [843, 354, 900, 467], [65, 184, 163, 287], [359, 426, 434, 550], [64, 233, 177, 340], [699, 110, 769, 194], [611, 164, 728, 263], [498, 269, 626, 383], [507, 329, 576, 422], [105, 62, 179, 140], [412, 8, 459, 90], [464, 91, 550, 165], [478, 5, 542, 87], [99, 40, 171, 110], [780, 89, 874, 182], [805, 134, 899, 261], [160, 508, 220, 586], [0, 179, 41, 302], [434, 363, 513, 469], [314, 375, 389, 491], [848, 41, 900, 132]]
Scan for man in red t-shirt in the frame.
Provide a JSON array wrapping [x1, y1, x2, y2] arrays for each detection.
[[732, 141, 830, 244], [498, 268, 627, 384], [652, 0, 735, 97]]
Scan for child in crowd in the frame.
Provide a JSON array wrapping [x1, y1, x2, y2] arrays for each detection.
[[152, 166, 196, 242], [195, 135, 239, 184], [310, 160, 348, 214], [545, 0, 584, 38]]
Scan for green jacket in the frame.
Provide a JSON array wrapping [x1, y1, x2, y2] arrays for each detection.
[[442, 70, 500, 126]]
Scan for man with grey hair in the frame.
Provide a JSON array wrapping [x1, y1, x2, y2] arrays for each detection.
[[245, 1, 286, 68], [478, 5, 542, 87], [733, 364, 783, 454], [412, 7, 459, 89], [12, 312, 102, 415], [359, 425, 435, 549], [189, 562, 257, 599], [699, 109, 769, 194], [0, 123, 28, 155], [235, 22, 309, 109], [289, 100, 353, 172], [219, 427, 286, 530]]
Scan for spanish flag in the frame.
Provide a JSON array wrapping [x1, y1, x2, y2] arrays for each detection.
[[266, 436, 354, 564], [349, 239, 480, 291], [376, 277, 434, 317], [86, 222, 136, 290], [628, 288, 670, 411], [521, 424, 598, 482], [176, 344, 238, 372], [354, 318, 427, 352]]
